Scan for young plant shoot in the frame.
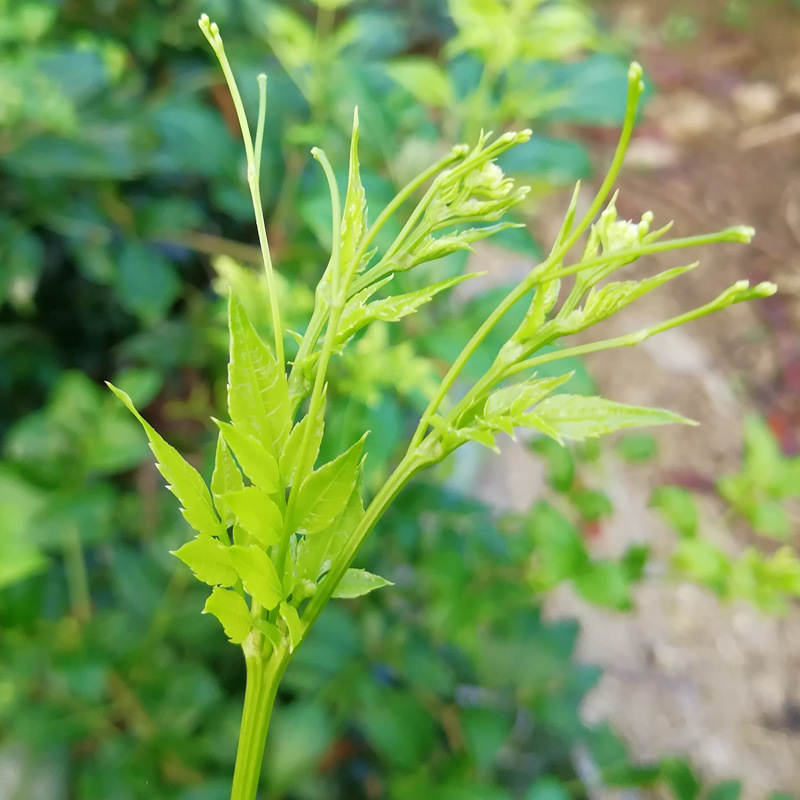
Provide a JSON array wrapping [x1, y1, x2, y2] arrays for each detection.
[[109, 15, 777, 800]]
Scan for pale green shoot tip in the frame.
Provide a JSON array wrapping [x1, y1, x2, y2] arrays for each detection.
[[628, 61, 645, 93], [724, 225, 756, 243], [198, 13, 221, 48]]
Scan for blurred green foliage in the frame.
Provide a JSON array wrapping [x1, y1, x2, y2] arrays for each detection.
[[0, 0, 793, 798], [652, 416, 800, 613]]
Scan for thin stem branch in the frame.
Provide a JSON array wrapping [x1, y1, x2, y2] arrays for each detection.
[[408, 280, 530, 450], [199, 17, 285, 367], [302, 453, 422, 632]]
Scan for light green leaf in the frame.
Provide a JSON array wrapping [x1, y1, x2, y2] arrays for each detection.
[[337, 273, 477, 347], [578, 265, 696, 330], [484, 373, 572, 420], [385, 58, 453, 108], [224, 487, 282, 547], [332, 568, 394, 599], [340, 108, 366, 280], [107, 384, 225, 538], [292, 435, 366, 535], [279, 601, 304, 652], [202, 587, 252, 644], [211, 433, 244, 527], [171, 535, 237, 587], [296, 473, 364, 583], [528, 395, 696, 443], [214, 419, 279, 492], [650, 485, 698, 538], [672, 539, 730, 595], [516, 278, 561, 340], [254, 618, 283, 652], [432, 374, 571, 454], [280, 393, 325, 488], [402, 224, 518, 273], [229, 545, 284, 610], [228, 294, 291, 459]]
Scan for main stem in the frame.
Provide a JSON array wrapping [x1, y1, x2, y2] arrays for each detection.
[[230, 648, 288, 800]]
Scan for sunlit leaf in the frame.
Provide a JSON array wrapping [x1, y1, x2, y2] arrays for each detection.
[[292, 435, 366, 535], [483, 373, 571, 421], [575, 265, 695, 331], [332, 568, 394, 599], [211, 433, 244, 527], [340, 108, 366, 280], [228, 294, 291, 459], [202, 587, 252, 644], [254, 619, 283, 652], [107, 384, 225, 538], [171, 535, 237, 587], [229, 545, 284, 610], [214, 419, 279, 492], [529, 395, 696, 443], [337, 273, 477, 347], [280, 394, 325, 488], [224, 487, 282, 547], [296, 473, 364, 583]]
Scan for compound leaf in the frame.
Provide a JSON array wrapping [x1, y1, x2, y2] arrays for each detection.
[[579, 264, 696, 330], [171, 535, 237, 587], [203, 587, 252, 644], [229, 544, 284, 610], [107, 384, 225, 539], [484, 373, 571, 419]]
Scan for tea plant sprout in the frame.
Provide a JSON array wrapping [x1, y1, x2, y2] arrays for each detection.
[[108, 14, 776, 800]]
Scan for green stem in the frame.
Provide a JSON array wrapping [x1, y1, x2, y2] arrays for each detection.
[[302, 453, 422, 631], [348, 148, 469, 295], [408, 279, 531, 450], [230, 648, 289, 800], [548, 227, 753, 287], [555, 63, 645, 257], [199, 19, 285, 367], [501, 285, 759, 381]]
